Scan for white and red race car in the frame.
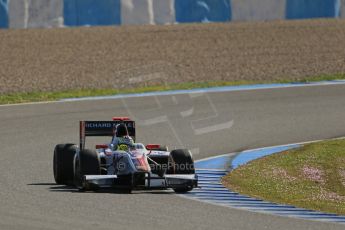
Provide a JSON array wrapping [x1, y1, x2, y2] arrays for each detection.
[[53, 117, 198, 193]]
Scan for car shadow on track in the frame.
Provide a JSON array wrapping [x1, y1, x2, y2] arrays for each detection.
[[28, 183, 175, 195], [28, 183, 78, 192]]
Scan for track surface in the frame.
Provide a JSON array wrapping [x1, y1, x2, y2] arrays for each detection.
[[1, 84, 345, 230]]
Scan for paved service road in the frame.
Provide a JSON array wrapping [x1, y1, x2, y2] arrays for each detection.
[[1, 84, 345, 230]]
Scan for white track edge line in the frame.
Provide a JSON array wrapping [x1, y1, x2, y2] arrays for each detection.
[[2, 80, 345, 107]]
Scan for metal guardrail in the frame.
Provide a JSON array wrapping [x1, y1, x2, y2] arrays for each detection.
[[1, 0, 344, 29]]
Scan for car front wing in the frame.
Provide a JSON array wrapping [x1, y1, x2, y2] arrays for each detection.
[[82, 173, 198, 190]]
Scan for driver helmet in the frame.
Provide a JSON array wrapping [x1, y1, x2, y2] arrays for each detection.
[[115, 123, 129, 137]]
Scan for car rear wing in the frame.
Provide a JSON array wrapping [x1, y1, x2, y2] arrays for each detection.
[[79, 120, 135, 149]]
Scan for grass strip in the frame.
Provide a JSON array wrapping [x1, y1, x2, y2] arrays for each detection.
[[222, 139, 345, 215], [1, 73, 345, 105]]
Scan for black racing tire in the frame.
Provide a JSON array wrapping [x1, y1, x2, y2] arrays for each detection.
[[79, 149, 101, 176], [169, 149, 195, 193], [75, 149, 101, 190], [53, 143, 77, 185], [173, 188, 193, 193], [169, 149, 195, 174]]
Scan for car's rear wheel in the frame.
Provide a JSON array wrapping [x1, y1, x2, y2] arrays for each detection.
[[74, 149, 101, 190], [169, 149, 195, 193], [53, 144, 77, 185]]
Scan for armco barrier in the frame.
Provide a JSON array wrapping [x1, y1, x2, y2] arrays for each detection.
[[121, 0, 175, 25], [286, 0, 341, 19], [1, 0, 345, 29], [231, 0, 286, 21], [151, 0, 176, 24], [8, 0, 63, 28], [64, 0, 121, 26], [121, 0, 153, 25], [175, 0, 231, 23], [0, 0, 8, 28]]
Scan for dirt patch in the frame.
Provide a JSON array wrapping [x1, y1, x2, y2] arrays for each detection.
[[302, 165, 325, 184], [1, 19, 345, 94], [315, 188, 345, 202], [272, 168, 297, 182]]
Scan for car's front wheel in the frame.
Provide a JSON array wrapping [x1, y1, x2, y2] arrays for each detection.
[[169, 149, 195, 193], [74, 149, 101, 190]]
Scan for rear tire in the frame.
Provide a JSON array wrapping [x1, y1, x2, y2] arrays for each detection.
[[53, 144, 77, 185], [169, 149, 195, 193]]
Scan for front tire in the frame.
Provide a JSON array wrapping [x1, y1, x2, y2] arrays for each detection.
[[53, 144, 77, 185], [169, 149, 195, 174], [169, 149, 195, 193], [74, 149, 101, 190]]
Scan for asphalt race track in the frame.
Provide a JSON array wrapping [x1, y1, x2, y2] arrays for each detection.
[[1, 84, 345, 230]]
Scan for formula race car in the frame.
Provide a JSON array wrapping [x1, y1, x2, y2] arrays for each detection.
[[53, 117, 198, 193]]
